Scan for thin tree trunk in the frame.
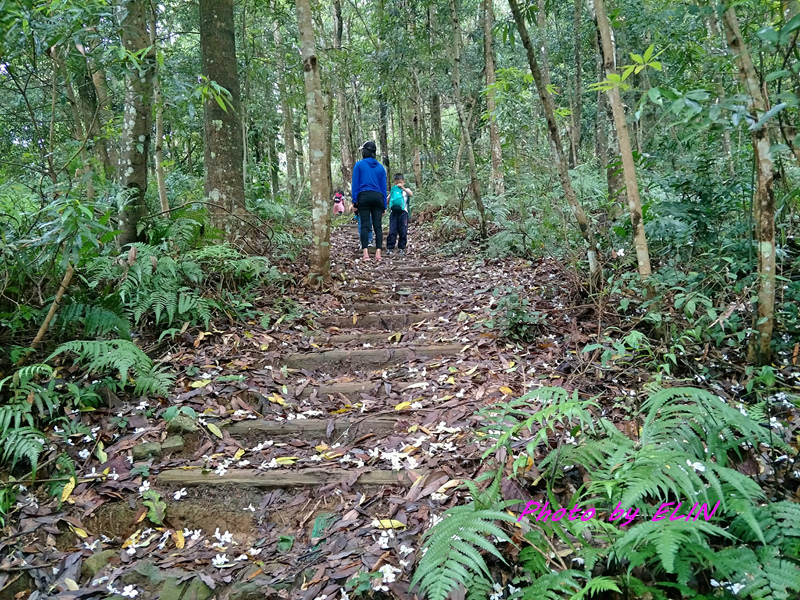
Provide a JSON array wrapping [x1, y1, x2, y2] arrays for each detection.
[[509, 0, 601, 284], [592, 0, 651, 278], [150, 10, 169, 213], [411, 70, 423, 189], [333, 0, 354, 191], [571, 0, 583, 167], [57, 52, 93, 200], [118, 0, 155, 246], [449, 0, 487, 239], [295, 123, 306, 184], [537, 2, 552, 89], [722, 6, 776, 365], [702, 4, 736, 177], [484, 0, 504, 195], [199, 0, 246, 238], [379, 90, 390, 180], [296, 0, 331, 283], [274, 25, 297, 198], [88, 62, 114, 178], [428, 4, 443, 168], [241, 0, 249, 187]]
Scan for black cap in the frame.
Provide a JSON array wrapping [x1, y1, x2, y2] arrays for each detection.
[[360, 141, 377, 152]]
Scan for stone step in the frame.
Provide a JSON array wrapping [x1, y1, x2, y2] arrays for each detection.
[[281, 344, 462, 370], [298, 380, 420, 398], [318, 312, 440, 329], [225, 416, 399, 440], [350, 281, 426, 293], [317, 331, 403, 344], [157, 467, 421, 488], [351, 302, 418, 313], [375, 265, 442, 275]]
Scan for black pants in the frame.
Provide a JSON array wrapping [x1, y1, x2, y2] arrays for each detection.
[[387, 209, 408, 250], [357, 191, 384, 250]]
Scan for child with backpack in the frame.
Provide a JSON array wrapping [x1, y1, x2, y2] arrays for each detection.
[[386, 173, 413, 256], [332, 189, 347, 215]]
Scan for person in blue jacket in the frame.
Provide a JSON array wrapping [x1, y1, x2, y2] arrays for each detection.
[[351, 141, 387, 261]]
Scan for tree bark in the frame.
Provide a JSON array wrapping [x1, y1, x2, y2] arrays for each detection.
[[117, 0, 155, 247], [721, 6, 776, 365], [593, 0, 651, 278], [428, 4, 443, 168], [508, 0, 601, 284], [199, 0, 246, 238], [411, 70, 424, 189], [333, 0, 354, 191], [379, 90, 391, 180], [150, 9, 169, 213], [449, 0, 488, 240], [483, 0, 504, 195], [571, 0, 583, 167], [273, 25, 297, 199], [296, 0, 331, 283]]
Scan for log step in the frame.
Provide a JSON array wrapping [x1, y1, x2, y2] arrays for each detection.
[[157, 467, 421, 488], [225, 416, 399, 439], [318, 312, 440, 329], [281, 344, 462, 370], [298, 380, 422, 398]]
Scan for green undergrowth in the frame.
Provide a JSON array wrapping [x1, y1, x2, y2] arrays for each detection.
[[412, 385, 800, 600]]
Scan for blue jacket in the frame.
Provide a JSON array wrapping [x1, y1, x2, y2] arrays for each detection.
[[351, 158, 387, 209]]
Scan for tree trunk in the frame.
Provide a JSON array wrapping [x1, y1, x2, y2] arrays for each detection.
[[571, 0, 583, 167], [428, 4, 443, 168], [199, 0, 246, 237], [273, 25, 297, 199], [117, 0, 155, 247], [411, 70, 423, 189], [379, 90, 390, 180], [483, 0, 504, 195], [537, 1, 552, 89], [333, 0, 354, 191], [508, 0, 601, 284], [449, 0, 487, 239], [721, 7, 776, 365], [76, 62, 109, 177], [296, 0, 331, 283], [150, 10, 169, 213], [592, 0, 651, 278], [88, 62, 115, 178]]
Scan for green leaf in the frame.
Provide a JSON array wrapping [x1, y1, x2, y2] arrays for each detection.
[[277, 535, 294, 552], [142, 490, 167, 525], [643, 43, 654, 62], [630, 53, 643, 64], [650, 61, 662, 71]]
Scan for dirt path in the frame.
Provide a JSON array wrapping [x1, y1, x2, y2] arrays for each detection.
[[5, 223, 586, 599]]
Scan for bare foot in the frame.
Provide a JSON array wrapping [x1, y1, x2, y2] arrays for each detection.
[[375, 250, 382, 261], [362, 250, 370, 260]]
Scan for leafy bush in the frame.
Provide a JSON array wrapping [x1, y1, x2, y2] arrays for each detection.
[[413, 386, 800, 599], [487, 289, 548, 344]]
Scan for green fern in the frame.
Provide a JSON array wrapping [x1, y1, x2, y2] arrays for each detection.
[[411, 502, 518, 600], [0, 426, 46, 472], [57, 302, 130, 340], [47, 340, 173, 396]]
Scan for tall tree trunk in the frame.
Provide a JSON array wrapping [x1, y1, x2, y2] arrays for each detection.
[[571, 0, 583, 167], [702, 3, 736, 177], [721, 7, 776, 365], [411, 70, 423, 189], [448, 0, 488, 240], [537, 1, 552, 89], [295, 123, 306, 184], [509, 0, 601, 284], [150, 9, 169, 213], [241, 0, 249, 187], [593, 0, 651, 278], [379, 90, 390, 180], [60, 58, 94, 201], [88, 62, 115, 178], [76, 62, 109, 177], [333, 0, 354, 191], [296, 0, 331, 283], [273, 25, 297, 199], [118, 0, 155, 246], [483, 0, 504, 195], [199, 0, 246, 238], [428, 3, 443, 168]]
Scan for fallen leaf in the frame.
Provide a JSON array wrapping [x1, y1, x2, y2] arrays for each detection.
[[499, 386, 514, 396], [64, 578, 79, 591], [394, 401, 412, 410], [96, 442, 108, 464], [207, 423, 223, 439], [373, 519, 407, 530], [191, 379, 212, 388], [68, 524, 88, 538], [276, 457, 298, 465], [61, 477, 76, 502], [233, 448, 245, 461], [172, 529, 185, 549]]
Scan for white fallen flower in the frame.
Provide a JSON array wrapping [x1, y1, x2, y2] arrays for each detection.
[[686, 460, 706, 473], [213, 528, 234, 544], [215, 464, 228, 476], [173, 488, 187, 500], [398, 544, 413, 556], [212, 554, 232, 568], [138, 481, 150, 494], [243, 504, 256, 512], [78, 449, 91, 460]]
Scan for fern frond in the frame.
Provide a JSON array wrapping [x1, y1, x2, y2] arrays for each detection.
[[412, 504, 517, 600], [0, 426, 46, 471]]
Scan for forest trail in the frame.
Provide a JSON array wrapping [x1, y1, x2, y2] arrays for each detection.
[[7, 223, 584, 600]]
